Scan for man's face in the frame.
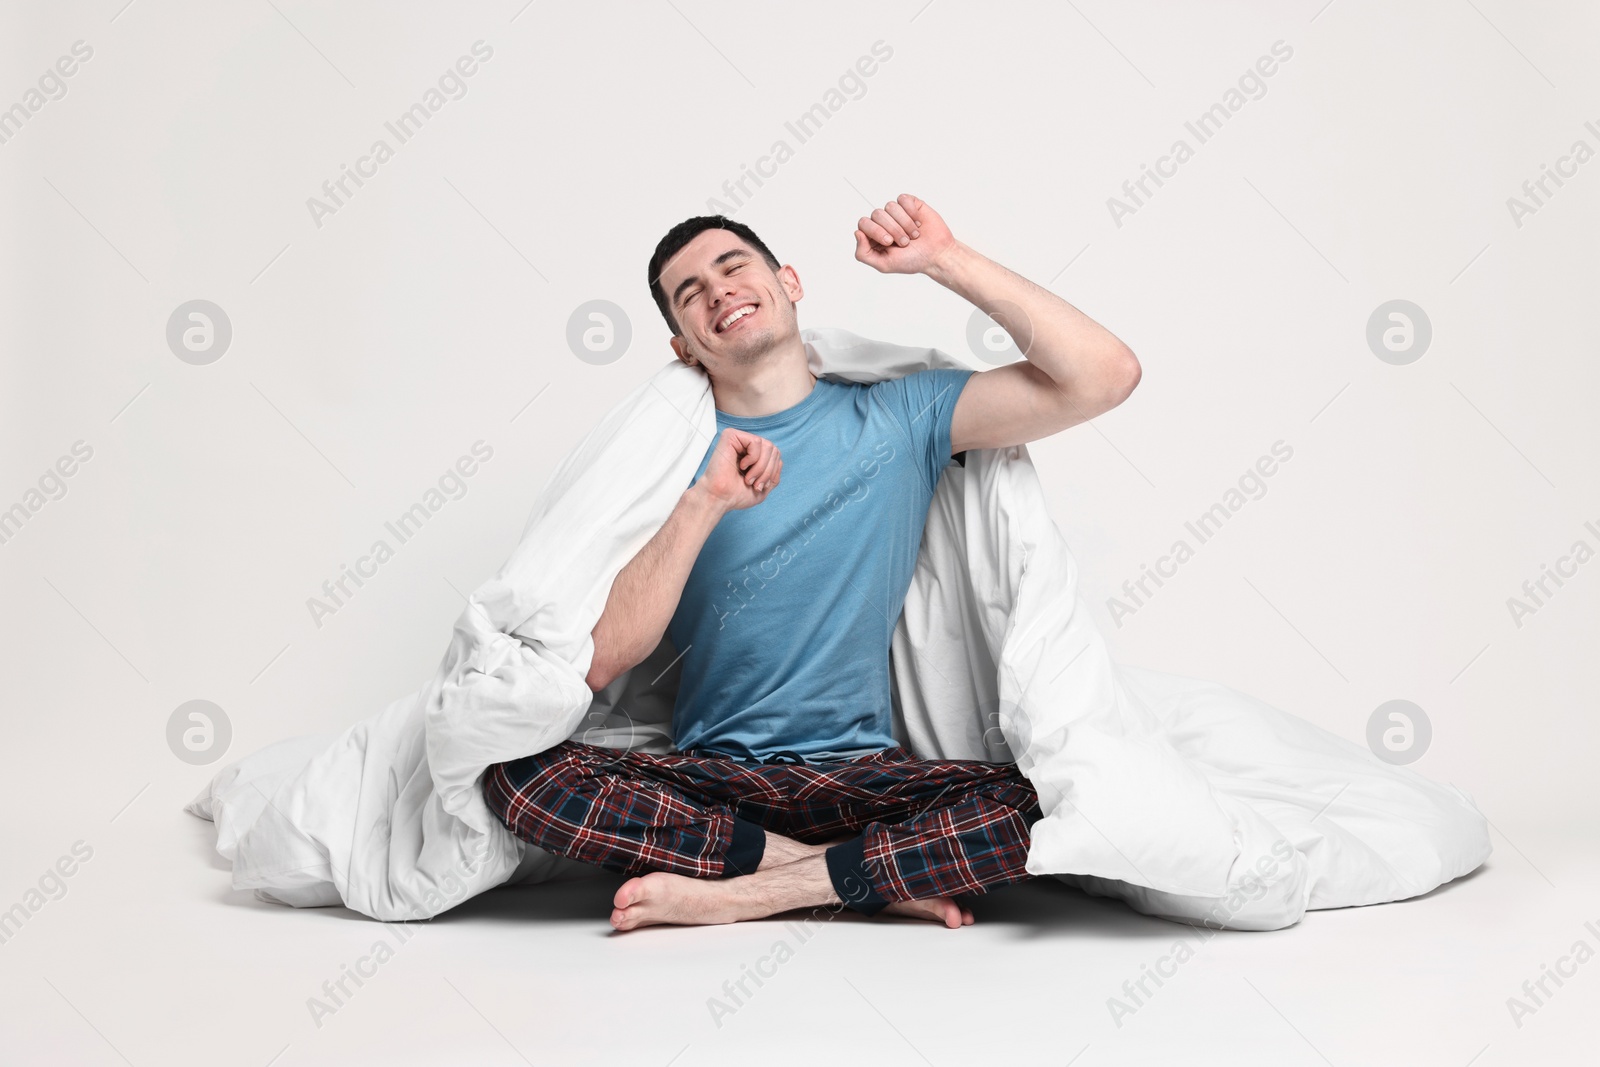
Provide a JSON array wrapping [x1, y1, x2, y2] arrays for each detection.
[[660, 230, 803, 374]]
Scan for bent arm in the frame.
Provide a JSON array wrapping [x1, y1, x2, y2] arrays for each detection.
[[584, 484, 724, 692], [929, 242, 1141, 453], [851, 194, 1139, 454]]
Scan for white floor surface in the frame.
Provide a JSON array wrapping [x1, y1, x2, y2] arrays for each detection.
[[2, 789, 1596, 1067]]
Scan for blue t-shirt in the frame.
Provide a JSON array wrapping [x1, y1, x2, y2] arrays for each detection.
[[666, 367, 975, 761]]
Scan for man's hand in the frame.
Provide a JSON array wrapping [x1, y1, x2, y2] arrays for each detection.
[[853, 193, 956, 276], [694, 427, 783, 512], [851, 192, 1140, 456]]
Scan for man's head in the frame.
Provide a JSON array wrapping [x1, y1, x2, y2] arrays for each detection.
[[647, 215, 804, 377]]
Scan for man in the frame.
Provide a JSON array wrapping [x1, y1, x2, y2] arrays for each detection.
[[484, 194, 1140, 931]]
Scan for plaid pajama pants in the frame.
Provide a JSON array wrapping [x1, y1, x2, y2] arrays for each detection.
[[483, 741, 1043, 915]]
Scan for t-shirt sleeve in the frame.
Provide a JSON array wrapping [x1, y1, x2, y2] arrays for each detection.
[[871, 367, 976, 493]]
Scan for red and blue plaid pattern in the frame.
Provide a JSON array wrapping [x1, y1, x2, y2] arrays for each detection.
[[483, 741, 1040, 904]]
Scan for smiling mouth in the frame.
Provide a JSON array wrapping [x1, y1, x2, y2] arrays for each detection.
[[715, 304, 758, 333]]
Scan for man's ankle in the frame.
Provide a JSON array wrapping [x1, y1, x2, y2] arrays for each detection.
[[743, 852, 840, 913], [757, 830, 825, 871]]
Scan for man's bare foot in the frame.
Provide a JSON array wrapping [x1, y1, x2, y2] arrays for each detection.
[[880, 897, 974, 929], [611, 872, 756, 930], [609, 856, 975, 932], [611, 854, 838, 931]]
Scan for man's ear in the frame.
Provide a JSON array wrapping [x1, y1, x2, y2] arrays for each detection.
[[778, 264, 804, 303], [669, 334, 694, 367]]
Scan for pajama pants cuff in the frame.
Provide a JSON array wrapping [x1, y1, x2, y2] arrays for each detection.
[[824, 835, 889, 916], [721, 816, 766, 878]]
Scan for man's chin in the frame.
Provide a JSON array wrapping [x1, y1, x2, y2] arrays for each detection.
[[719, 327, 781, 364]]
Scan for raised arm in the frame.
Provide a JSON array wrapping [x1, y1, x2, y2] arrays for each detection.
[[584, 427, 782, 692], [853, 193, 1141, 454]]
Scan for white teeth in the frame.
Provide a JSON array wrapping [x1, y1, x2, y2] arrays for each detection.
[[718, 305, 755, 332]]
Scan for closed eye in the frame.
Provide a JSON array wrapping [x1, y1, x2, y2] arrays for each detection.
[[677, 255, 751, 310]]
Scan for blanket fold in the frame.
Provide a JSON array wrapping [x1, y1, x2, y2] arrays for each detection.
[[188, 326, 1490, 927]]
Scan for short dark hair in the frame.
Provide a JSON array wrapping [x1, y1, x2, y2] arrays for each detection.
[[647, 215, 781, 335]]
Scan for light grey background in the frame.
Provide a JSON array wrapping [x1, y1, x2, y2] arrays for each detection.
[[2, 2, 1596, 1065]]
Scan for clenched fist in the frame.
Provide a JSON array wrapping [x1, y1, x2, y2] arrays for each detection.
[[696, 427, 783, 512], [853, 193, 957, 276]]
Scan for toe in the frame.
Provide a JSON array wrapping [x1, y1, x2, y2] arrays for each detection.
[[614, 877, 645, 909]]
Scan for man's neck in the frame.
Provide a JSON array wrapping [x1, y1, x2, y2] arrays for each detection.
[[710, 338, 817, 418]]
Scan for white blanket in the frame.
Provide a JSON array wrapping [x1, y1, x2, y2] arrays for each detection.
[[188, 327, 1491, 929]]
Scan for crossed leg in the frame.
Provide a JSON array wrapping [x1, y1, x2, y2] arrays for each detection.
[[611, 834, 974, 931], [483, 741, 1038, 931]]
